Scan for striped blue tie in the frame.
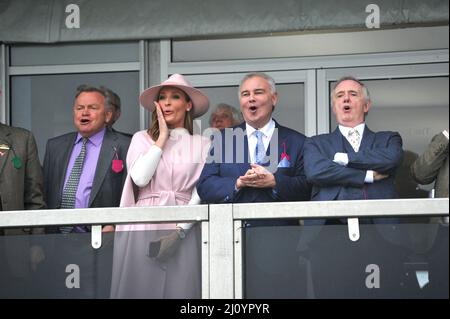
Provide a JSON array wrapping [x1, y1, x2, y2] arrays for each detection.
[[254, 130, 265, 164]]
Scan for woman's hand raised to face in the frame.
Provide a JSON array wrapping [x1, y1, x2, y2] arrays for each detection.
[[154, 101, 169, 149]]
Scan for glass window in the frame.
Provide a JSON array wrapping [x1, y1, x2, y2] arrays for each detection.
[[11, 72, 140, 162], [11, 42, 139, 66], [173, 26, 448, 62], [196, 83, 305, 134]]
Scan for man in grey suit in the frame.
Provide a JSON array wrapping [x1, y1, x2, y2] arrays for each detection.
[[410, 130, 449, 298], [0, 122, 46, 297], [42, 84, 131, 297], [1, 123, 45, 214], [104, 86, 133, 138], [411, 130, 449, 198]]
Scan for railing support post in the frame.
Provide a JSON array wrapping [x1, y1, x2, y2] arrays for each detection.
[[209, 204, 234, 298]]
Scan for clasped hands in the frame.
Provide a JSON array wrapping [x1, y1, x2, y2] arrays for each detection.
[[236, 163, 276, 189]]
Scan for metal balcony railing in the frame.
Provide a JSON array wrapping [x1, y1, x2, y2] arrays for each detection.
[[0, 198, 448, 299]]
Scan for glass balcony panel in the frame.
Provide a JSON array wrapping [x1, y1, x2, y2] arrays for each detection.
[[244, 217, 448, 298]]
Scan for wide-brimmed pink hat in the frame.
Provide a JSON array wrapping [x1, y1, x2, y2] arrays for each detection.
[[139, 73, 209, 118]]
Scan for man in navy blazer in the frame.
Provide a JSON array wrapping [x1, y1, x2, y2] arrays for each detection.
[[198, 72, 310, 207], [302, 76, 405, 298], [197, 72, 311, 298], [304, 76, 403, 201]]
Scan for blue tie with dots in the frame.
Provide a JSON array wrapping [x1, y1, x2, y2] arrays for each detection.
[[254, 130, 265, 164]]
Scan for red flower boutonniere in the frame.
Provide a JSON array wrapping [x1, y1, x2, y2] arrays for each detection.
[[280, 142, 290, 161], [278, 142, 291, 168]]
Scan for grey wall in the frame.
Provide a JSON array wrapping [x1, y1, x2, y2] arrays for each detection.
[[173, 26, 449, 62], [0, 0, 448, 43]]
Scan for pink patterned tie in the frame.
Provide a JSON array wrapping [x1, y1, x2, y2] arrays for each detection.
[[348, 128, 361, 152]]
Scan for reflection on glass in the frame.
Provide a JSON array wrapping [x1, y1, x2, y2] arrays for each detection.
[[0, 232, 114, 298], [110, 227, 202, 299], [244, 218, 448, 299], [0, 228, 202, 299]]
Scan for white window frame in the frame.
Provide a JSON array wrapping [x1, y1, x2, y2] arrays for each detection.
[[2, 41, 149, 130]]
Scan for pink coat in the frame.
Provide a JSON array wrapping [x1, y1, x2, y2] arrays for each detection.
[[116, 129, 210, 231]]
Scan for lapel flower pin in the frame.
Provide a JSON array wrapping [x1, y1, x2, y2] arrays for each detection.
[[278, 142, 291, 168], [112, 146, 124, 173]]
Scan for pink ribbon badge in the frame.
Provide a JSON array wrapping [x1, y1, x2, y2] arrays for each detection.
[[112, 159, 123, 173], [112, 147, 123, 173], [280, 142, 290, 161]]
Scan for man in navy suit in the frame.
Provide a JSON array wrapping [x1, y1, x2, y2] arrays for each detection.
[[302, 76, 405, 298], [197, 72, 311, 298], [304, 76, 403, 201], [198, 72, 310, 207]]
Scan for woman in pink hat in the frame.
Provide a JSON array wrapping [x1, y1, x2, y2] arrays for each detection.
[[110, 74, 210, 298]]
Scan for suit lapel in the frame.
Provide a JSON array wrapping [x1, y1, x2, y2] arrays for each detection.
[[270, 121, 310, 169], [0, 125, 12, 177], [56, 134, 77, 205], [332, 125, 374, 153], [234, 123, 250, 176], [359, 125, 375, 151], [271, 121, 286, 167], [89, 129, 116, 207], [331, 127, 346, 153]]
